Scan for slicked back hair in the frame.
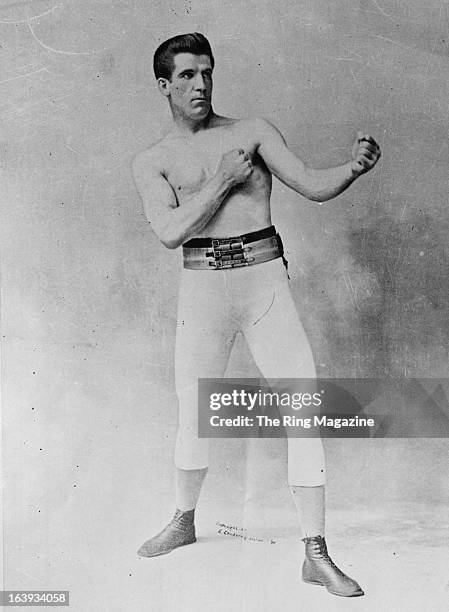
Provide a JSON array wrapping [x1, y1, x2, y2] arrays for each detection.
[[153, 32, 215, 80]]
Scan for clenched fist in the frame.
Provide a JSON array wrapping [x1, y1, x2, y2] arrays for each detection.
[[218, 148, 253, 186], [351, 132, 381, 176]]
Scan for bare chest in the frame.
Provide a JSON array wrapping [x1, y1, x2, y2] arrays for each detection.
[[165, 140, 220, 198], [162, 132, 263, 200]]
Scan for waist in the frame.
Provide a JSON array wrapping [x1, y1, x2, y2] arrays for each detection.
[[182, 225, 284, 270]]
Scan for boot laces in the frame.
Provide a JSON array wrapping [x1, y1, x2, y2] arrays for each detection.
[[307, 537, 346, 575]]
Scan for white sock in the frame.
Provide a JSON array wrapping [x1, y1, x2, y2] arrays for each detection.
[[290, 484, 325, 538], [175, 467, 208, 511]]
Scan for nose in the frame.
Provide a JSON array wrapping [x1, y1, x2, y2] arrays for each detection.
[[193, 73, 206, 92]]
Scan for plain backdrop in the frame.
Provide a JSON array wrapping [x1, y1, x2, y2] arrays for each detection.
[[1, 0, 449, 610]]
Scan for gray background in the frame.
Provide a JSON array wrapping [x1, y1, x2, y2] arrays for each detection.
[[2, 0, 448, 610]]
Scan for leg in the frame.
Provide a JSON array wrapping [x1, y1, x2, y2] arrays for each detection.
[[241, 259, 363, 597], [138, 269, 236, 557], [174, 269, 236, 474], [291, 484, 325, 538], [176, 467, 208, 512], [241, 261, 325, 532]]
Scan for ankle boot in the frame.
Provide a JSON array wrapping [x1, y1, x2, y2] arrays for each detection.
[[137, 509, 196, 557], [302, 535, 364, 597]]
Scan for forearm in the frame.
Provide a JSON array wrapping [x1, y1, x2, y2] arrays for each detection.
[[160, 172, 233, 249], [256, 118, 375, 204], [301, 162, 357, 203]]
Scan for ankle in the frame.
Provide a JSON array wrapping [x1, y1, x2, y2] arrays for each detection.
[[174, 508, 195, 526], [302, 533, 325, 542]]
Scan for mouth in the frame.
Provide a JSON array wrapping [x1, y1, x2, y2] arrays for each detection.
[[192, 97, 208, 102]]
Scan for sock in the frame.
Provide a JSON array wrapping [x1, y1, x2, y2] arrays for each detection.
[[175, 467, 208, 512], [290, 484, 325, 538]]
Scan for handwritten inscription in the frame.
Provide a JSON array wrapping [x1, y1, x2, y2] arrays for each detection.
[[216, 522, 276, 544]]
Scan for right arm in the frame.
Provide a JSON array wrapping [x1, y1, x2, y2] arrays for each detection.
[[132, 149, 252, 249]]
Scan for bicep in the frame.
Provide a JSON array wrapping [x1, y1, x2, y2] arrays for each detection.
[[132, 153, 178, 238], [256, 120, 309, 195]]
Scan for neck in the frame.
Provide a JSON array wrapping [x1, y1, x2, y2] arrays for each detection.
[[171, 106, 216, 135]]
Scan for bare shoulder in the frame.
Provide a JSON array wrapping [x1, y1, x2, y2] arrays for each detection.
[[132, 137, 173, 177], [132, 141, 162, 176], [213, 114, 275, 134], [234, 116, 282, 144]]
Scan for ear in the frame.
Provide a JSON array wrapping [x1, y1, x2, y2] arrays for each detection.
[[157, 77, 171, 98]]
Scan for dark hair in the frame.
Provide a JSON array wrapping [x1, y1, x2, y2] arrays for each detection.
[[153, 32, 215, 80]]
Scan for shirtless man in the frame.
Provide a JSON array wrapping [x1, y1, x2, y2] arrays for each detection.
[[133, 33, 380, 598]]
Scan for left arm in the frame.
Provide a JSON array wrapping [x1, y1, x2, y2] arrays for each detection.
[[255, 118, 381, 203]]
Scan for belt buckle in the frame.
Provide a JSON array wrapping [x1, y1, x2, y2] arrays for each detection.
[[208, 236, 247, 269]]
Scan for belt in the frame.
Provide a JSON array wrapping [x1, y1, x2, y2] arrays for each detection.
[[182, 226, 284, 270], [183, 225, 277, 248]]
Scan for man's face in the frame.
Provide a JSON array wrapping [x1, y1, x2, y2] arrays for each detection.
[[161, 53, 213, 120]]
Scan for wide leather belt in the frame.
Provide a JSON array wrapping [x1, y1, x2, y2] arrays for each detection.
[[182, 227, 284, 270]]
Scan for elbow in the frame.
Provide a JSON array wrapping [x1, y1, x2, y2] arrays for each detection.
[[301, 167, 331, 203], [304, 191, 327, 204], [161, 235, 182, 250], [306, 187, 337, 204], [157, 221, 190, 249], [314, 193, 338, 204], [307, 193, 325, 203], [159, 227, 185, 249]]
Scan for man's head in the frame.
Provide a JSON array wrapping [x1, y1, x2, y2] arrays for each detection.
[[153, 32, 214, 81], [154, 33, 215, 122]]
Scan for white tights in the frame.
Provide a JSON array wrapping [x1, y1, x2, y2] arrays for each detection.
[[174, 257, 325, 486]]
